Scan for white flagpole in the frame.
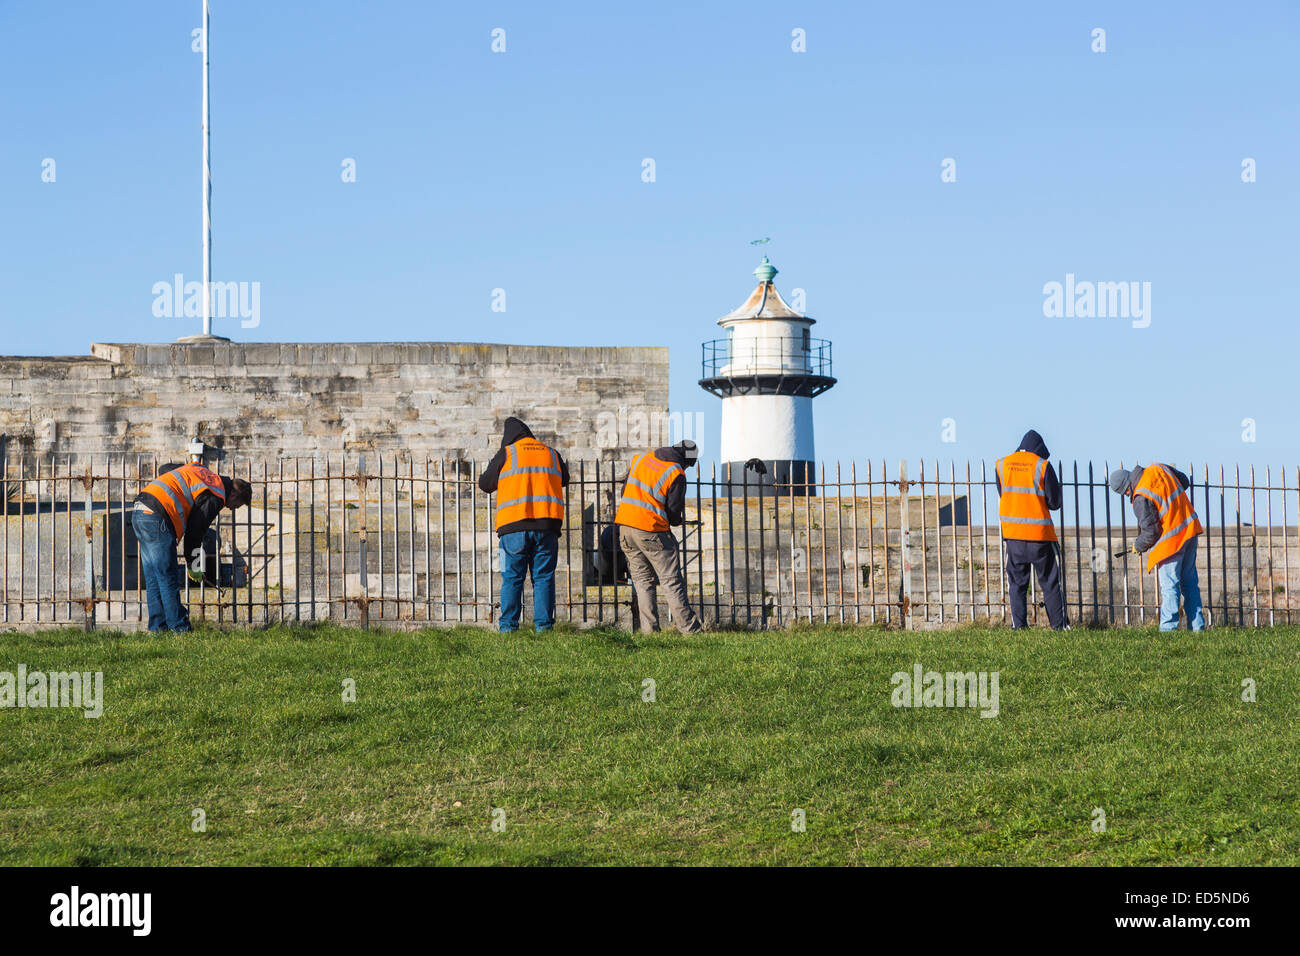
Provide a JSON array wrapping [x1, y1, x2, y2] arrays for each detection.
[[201, 0, 212, 336]]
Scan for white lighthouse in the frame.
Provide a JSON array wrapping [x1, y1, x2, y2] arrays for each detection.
[[699, 256, 835, 494]]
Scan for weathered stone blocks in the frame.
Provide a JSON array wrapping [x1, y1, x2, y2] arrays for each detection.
[[1, 341, 669, 466]]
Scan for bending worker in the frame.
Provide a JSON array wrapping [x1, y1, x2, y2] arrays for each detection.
[[132, 461, 252, 633], [1109, 463, 1205, 631], [614, 440, 703, 634], [995, 429, 1067, 630], [478, 416, 568, 633]]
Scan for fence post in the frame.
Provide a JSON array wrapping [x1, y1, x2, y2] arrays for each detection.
[[356, 453, 369, 630], [898, 459, 913, 630], [81, 464, 95, 631], [2, 438, 7, 625]]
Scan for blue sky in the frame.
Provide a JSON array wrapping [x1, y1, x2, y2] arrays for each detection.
[[2, 1, 1296, 472]]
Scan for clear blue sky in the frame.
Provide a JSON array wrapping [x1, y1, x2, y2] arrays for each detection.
[[2, 1, 1296, 473]]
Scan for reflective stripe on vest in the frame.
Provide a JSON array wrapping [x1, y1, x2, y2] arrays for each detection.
[[495, 439, 565, 529], [142, 463, 226, 538], [1133, 463, 1203, 571], [615, 452, 684, 533], [996, 451, 1057, 542]]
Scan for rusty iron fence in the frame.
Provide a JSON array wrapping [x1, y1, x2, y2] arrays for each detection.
[[2, 451, 1297, 631]]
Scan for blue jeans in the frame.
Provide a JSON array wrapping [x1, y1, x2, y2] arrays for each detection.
[[1156, 537, 1205, 631], [131, 506, 191, 633], [498, 530, 558, 632]]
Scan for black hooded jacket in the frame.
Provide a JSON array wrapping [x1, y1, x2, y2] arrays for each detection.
[[995, 430, 1062, 512], [477, 417, 569, 537]]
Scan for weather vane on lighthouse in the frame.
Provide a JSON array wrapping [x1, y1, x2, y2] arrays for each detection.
[[698, 244, 836, 495]]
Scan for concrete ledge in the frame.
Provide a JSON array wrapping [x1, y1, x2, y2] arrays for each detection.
[[89, 341, 667, 361]]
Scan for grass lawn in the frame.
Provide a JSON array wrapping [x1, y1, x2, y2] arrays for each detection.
[[1, 622, 1297, 865]]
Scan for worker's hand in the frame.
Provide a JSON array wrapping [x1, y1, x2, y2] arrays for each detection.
[[187, 567, 205, 584]]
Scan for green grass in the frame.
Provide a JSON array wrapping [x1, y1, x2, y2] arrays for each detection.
[[1, 622, 1297, 865]]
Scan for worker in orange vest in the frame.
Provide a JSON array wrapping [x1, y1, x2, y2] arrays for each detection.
[[478, 417, 569, 633], [1109, 463, 1205, 631], [995, 430, 1067, 630], [132, 462, 252, 632], [614, 440, 703, 633]]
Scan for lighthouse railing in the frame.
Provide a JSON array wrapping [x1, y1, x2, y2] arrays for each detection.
[[701, 337, 832, 379]]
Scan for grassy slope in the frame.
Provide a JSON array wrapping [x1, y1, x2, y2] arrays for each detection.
[[0, 623, 1297, 865]]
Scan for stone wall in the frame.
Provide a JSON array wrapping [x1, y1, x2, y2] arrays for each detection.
[[0, 341, 669, 465]]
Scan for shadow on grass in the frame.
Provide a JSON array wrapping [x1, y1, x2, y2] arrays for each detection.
[[79, 744, 146, 768], [65, 844, 178, 866], [582, 627, 641, 651]]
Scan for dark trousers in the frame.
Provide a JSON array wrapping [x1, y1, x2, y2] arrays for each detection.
[[1005, 539, 1067, 629]]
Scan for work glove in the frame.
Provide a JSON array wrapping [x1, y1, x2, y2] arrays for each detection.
[[187, 567, 205, 584]]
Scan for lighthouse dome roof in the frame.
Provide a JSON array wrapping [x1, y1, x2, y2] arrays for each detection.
[[717, 257, 814, 325]]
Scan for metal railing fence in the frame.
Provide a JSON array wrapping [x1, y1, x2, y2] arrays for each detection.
[[700, 336, 833, 378], [2, 451, 1296, 630]]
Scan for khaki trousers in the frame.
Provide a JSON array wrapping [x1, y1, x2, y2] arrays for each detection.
[[617, 525, 702, 633]]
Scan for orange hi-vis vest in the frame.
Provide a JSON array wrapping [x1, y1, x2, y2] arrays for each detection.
[[142, 463, 226, 539], [495, 438, 565, 530], [1132, 463, 1203, 572], [615, 452, 684, 533], [996, 450, 1057, 542]]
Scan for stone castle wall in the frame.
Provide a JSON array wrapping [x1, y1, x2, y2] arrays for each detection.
[[0, 341, 669, 466]]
